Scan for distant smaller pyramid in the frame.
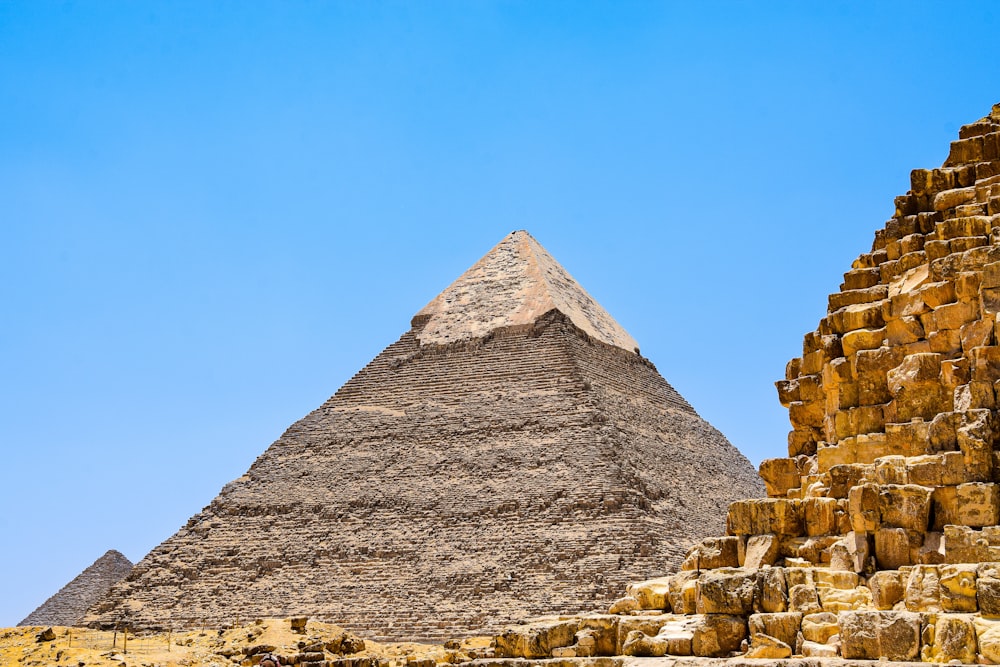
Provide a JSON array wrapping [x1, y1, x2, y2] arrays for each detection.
[[20, 550, 133, 627]]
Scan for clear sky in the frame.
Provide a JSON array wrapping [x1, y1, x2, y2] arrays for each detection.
[[3, 1, 1000, 627]]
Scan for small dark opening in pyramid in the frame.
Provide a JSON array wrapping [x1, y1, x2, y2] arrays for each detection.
[[83, 230, 762, 640]]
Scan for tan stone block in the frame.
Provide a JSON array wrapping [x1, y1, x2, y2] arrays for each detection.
[[843, 267, 881, 290], [799, 348, 826, 375], [800, 611, 838, 644], [789, 400, 824, 429], [788, 583, 821, 614], [744, 633, 791, 659], [890, 290, 929, 319], [919, 531, 946, 564], [828, 464, 871, 499], [940, 563, 978, 612], [885, 420, 931, 456], [818, 585, 873, 613], [758, 458, 799, 498], [843, 328, 885, 357], [814, 569, 859, 589], [932, 487, 959, 531], [925, 239, 950, 260], [829, 285, 889, 311], [754, 566, 787, 613], [803, 497, 839, 536], [748, 612, 801, 649], [690, 614, 746, 658], [743, 534, 779, 570], [726, 499, 803, 537], [495, 618, 578, 658], [839, 610, 921, 661], [975, 616, 1000, 663], [876, 526, 914, 569], [878, 484, 932, 531], [955, 482, 1000, 526], [941, 357, 971, 389], [621, 629, 667, 657], [943, 525, 990, 564], [928, 328, 963, 356], [929, 411, 959, 451], [962, 317, 995, 351], [869, 570, 905, 610], [978, 569, 1000, 617], [885, 316, 923, 347], [654, 619, 695, 656], [874, 455, 908, 485], [848, 483, 879, 533], [954, 380, 996, 410], [934, 186, 977, 211], [919, 280, 958, 307], [855, 432, 890, 463], [695, 569, 755, 615], [829, 531, 870, 574], [922, 614, 977, 664], [626, 577, 672, 611], [667, 571, 699, 615], [971, 345, 1000, 381]]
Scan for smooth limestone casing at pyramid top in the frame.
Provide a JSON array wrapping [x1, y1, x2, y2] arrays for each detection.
[[82, 231, 763, 641], [483, 104, 1000, 665]]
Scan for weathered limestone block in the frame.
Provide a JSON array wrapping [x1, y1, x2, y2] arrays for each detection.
[[803, 497, 839, 536], [726, 498, 802, 537], [978, 563, 1000, 617], [744, 633, 792, 659], [801, 639, 840, 657], [758, 458, 799, 497], [828, 464, 872, 499], [690, 614, 747, 658], [494, 618, 578, 658], [801, 611, 839, 644], [943, 525, 1000, 563], [780, 535, 839, 565], [940, 563, 978, 612], [667, 571, 699, 615], [839, 610, 921, 661], [976, 616, 1000, 664], [788, 584, 822, 614], [875, 526, 916, 569], [904, 565, 942, 612], [956, 481, 1000, 526], [869, 570, 905, 610], [878, 484, 932, 531], [655, 618, 696, 656], [755, 566, 788, 613], [743, 534, 779, 570], [748, 611, 802, 648], [886, 353, 948, 421], [695, 569, 755, 615], [625, 577, 672, 611], [848, 483, 879, 533], [922, 614, 977, 664], [615, 617, 669, 655], [829, 303, 885, 334], [607, 596, 639, 614], [575, 616, 619, 657], [918, 531, 946, 564], [843, 328, 885, 356], [829, 531, 871, 573], [621, 629, 667, 657]]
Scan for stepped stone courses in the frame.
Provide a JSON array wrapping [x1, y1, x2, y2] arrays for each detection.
[[486, 104, 1000, 665], [19, 550, 132, 627], [82, 230, 762, 641]]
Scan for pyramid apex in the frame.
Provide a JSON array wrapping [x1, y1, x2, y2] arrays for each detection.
[[414, 231, 639, 352]]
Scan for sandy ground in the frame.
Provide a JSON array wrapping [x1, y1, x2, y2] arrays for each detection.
[[2, 618, 491, 667]]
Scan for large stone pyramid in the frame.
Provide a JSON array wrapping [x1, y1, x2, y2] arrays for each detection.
[[20, 550, 133, 627], [83, 230, 762, 640], [488, 105, 1000, 664]]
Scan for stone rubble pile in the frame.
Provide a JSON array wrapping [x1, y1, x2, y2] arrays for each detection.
[[487, 104, 1000, 664]]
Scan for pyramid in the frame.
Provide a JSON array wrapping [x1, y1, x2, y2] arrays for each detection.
[[488, 105, 1000, 664], [20, 550, 132, 627], [83, 230, 762, 640]]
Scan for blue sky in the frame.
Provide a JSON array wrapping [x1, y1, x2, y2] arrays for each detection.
[[3, 1, 1000, 626]]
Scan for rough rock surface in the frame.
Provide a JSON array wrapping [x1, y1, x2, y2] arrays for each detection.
[[483, 103, 1000, 666], [19, 550, 132, 627], [83, 231, 762, 641]]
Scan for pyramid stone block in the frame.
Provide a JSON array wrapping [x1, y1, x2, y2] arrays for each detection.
[[83, 230, 763, 640]]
